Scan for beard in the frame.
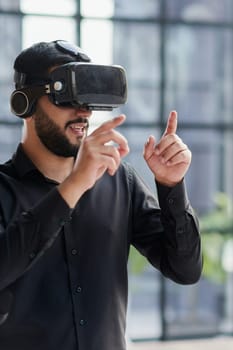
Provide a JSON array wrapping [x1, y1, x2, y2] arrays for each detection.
[[34, 105, 89, 158]]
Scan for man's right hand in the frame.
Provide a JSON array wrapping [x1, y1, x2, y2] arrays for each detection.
[[58, 115, 129, 208]]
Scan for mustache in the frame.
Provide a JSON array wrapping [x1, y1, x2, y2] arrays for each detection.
[[65, 117, 89, 129]]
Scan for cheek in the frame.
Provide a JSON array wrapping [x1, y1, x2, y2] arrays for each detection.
[[39, 96, 67, 118], [37, 97, 75, 130]]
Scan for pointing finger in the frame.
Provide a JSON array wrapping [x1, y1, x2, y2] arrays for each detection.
[[163, 111, 178, 136], [91, 115, 126, 136]]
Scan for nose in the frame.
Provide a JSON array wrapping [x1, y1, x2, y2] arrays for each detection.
[[74, 107, 92, 118]]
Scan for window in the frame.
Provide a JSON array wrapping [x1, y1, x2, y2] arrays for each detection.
[[0, 0, 233, 341]]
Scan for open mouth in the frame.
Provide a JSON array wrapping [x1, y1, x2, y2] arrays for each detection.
[[70, 123, 87, 132], [69, 123, 88, 137], [66, 117, 89, 137]]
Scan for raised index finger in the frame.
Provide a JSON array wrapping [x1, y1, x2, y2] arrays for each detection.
[[91, 114, 126, 136], [89, 114, 129, 157], [163, 110, 178, 136]]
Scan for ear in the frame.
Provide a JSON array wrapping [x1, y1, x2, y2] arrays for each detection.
[[10, 89, 37, 118], [10, 86, 45, 118]]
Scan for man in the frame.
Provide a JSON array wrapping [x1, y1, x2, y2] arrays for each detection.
[[0, 40, 202, 350]]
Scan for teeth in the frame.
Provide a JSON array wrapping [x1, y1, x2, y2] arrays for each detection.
[[70, 124, 85, 131], [73, 126, 83, 131]]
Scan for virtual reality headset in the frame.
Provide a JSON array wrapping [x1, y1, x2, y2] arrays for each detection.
[[10, 62, 128, 118]]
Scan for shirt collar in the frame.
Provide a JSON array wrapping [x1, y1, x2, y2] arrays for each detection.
[[12, 143, 39, 178]]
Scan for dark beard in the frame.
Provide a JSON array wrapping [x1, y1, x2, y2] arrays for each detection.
[[34, 106, 88, 157]]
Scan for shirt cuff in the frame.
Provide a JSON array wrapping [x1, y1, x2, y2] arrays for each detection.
[[156, 179, 190, 218]]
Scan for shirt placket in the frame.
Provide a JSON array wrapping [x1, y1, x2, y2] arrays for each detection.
[[63, 215, 86, 350]]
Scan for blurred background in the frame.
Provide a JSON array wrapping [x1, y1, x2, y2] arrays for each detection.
[[0, 0, 233, 347]]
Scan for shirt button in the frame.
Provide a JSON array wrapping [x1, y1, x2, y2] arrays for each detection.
[[71, 249, 77, 255], [168, 198, 174, 204], [21, 211, 31, 220], [177, 228, 184, 234], [76, 286, 82, 293], [29, 252, 36, 259], [60, 219, 66, 226], [79, 319, 85, 326]]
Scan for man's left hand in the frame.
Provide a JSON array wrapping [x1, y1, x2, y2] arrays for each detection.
[[143, 111, 192, 187]]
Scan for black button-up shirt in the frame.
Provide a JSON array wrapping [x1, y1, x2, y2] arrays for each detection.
[[0, 144, 202, 350]]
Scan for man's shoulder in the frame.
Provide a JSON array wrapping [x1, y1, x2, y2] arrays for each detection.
[[115, 161, 139, 191], [119, 160, 135, 174], [0, 158, 15, 178], [0, 157, 19, 196]]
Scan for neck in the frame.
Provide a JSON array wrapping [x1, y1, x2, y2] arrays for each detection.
[[21, 138, 75, 184]]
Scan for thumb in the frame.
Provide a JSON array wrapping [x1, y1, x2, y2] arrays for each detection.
[[143, 135, 156, 161]]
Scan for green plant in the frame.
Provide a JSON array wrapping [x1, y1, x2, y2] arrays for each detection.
[[128, 246, 148, 274], [200, 192, 233, 283]]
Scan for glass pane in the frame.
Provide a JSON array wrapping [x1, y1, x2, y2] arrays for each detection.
[[165, 196, 233, 338], [20, 0, 76, 15], [166, 0, 233, 22], [222, 32, 233, 122], [0, 82, 15, 120], [81, 19, 113, 64], [119, 83, 160, 125], [114, 0, 161, 18], [123, 127, 163, 340], [0, 14, 21, 120], [225, 132, 233, 199], [127, 265, 162, 340], [81, 0, 161, 18], [81, 0, 114, 17], [178, 129, 222, 214], [88, 111, 114, 134], [221, 233, 233, 333], [113, 23, 161, 123], [0, 0, 20, 11], [0, 124, 22, 162], [165, 26, 233, 124], [120, 127, 161, 192], [22, 16, 77, 48], [164, 278, 223, 338]]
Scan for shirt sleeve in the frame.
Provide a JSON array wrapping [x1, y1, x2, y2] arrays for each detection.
[[129, 166, 202, 285], [156, 180, 200, 253], [0, 187, 72, 290]]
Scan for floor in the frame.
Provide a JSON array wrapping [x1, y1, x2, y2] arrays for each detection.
[[127, 336, 233, 350]]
